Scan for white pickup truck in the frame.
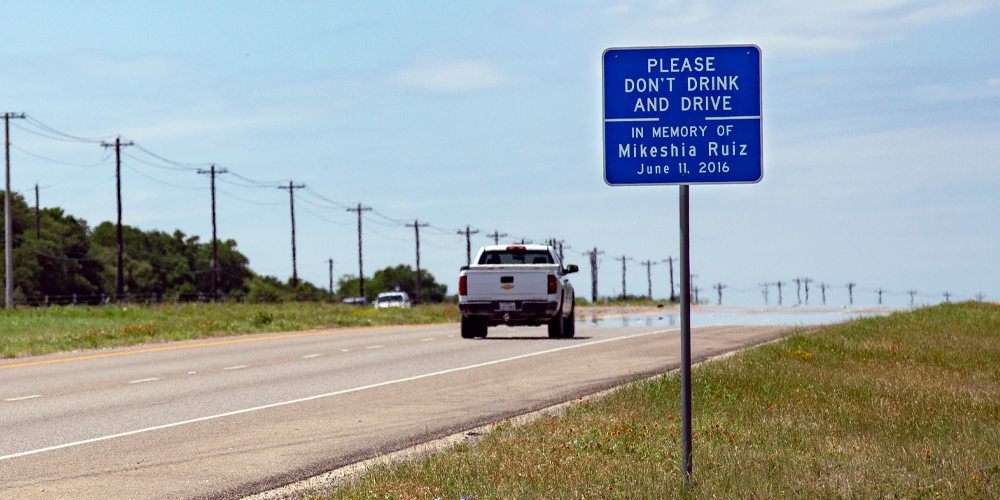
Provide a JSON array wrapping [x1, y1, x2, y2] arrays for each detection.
[[457, 245, 578, 339]]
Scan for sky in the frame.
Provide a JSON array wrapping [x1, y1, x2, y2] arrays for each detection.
[[1, 0, 998, 307]]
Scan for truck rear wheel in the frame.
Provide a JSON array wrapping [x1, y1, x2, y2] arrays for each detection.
[[547, 304, 564, 339], [562, 304, 575, 338], [461, 316, 488, 338], [461, 316, 476, 338]]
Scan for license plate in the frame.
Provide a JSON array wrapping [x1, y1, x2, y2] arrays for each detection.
[[498, 302, 517, 311]]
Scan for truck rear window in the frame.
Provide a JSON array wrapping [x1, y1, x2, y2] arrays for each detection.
[[478, 250, 554, 265]]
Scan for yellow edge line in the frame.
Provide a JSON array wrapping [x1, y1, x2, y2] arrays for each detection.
[[0, 322, 452, 371]]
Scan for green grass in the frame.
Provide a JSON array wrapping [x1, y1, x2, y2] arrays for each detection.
[[0, 302, 460, 359], [312, 302, 1000, 499]]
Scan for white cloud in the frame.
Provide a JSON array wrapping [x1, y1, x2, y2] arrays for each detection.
[[989, 78, 1000, 86], [392, 60, 509, 92]]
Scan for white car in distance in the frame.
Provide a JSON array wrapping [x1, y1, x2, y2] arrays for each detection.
[[374, 291, 411, 308]]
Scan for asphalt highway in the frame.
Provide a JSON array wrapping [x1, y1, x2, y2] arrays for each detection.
[[0, 319, 791, 499]]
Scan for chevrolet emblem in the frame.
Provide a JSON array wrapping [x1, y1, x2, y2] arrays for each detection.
[[501, 284, 514, 290]]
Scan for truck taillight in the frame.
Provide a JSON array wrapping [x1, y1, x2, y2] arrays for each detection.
[[459, 275, 467, 296], [547, 275, 558, 294]]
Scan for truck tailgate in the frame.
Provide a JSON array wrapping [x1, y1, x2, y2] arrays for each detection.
[[466, 266, 555, 302]]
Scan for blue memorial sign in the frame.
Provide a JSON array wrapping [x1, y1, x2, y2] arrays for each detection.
[[603, 45, 762, 185]]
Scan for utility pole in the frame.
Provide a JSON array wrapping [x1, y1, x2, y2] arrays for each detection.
[[713, 282, 727, 305], [406, 220, 429, 303], [642, 260, 657, 300], [793, 278, 802, 305], [101, 136, 134, 301], [518, 238, 532, 245], [278, 181, 306, 288], [663, 257, 676, 302], [943, 291, 951, 303], [486, 230, 506, 245], [197, 165, 228, 299], [820, 283, 829, 305], [846, 282, 856, 305], [457, 226, 480, 266], [975, 292, 985, 302], [549, 239, 566, 262], [588, 247, 604, 303], [346, 203, 372, 298], [328, 258, 334, 302], [34, 183, 40, 239], [613, 255, 631, 300], [908, 289, 917, 307], [803, 278, 813, 305], [775, 280, 785, 306], [4, 112, 26, 309], [877, 288, 884, 305], [759, 283, 771, 305]]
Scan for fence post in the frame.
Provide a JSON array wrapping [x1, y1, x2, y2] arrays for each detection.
[[126, 292, 130, 305], [72, 293, 77, 310], [152, 291, 157, 309], [101, 293, 106, 309], [220, 294, 225, 309], [175, 292, 180, 311], [45, 295, 50, 309], [260, 293, 264, 308]]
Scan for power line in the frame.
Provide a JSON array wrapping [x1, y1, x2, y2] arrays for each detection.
[[23, 115, 112, 143], [9, 143, 111, 167], [122, 162, 206, 190]]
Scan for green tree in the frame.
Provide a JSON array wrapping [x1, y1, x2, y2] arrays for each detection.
[[1, 191, 105, 304], [336, 264, 449, 303]]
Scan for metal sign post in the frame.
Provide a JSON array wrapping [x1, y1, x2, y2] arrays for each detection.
[[602, 45, 762, 484]]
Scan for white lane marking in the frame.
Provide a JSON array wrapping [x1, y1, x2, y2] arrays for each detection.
[[188, 371, 196, 375], [223, 365, 247, 370], [6, 395, 41, 401], [341, 349, 349, 352], [420, 338, 435, 342], [448, 335, 454, 338], [129, 378, 159, 384], [302, 354, 321, 359], [366, 345, 383, 349], [0, 328, 676, 462]]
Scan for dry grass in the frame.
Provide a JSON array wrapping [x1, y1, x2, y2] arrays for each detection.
[[311, 302, 1000, 499]]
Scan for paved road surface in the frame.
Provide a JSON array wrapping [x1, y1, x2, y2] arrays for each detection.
[[0, 320, 790, 499]]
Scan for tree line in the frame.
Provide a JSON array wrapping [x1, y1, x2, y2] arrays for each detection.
[[0, 192, 449, 305]]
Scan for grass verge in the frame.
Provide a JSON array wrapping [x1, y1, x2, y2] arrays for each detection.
[[311, 302, 1000, 499], [0, 303, 459, 359]]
